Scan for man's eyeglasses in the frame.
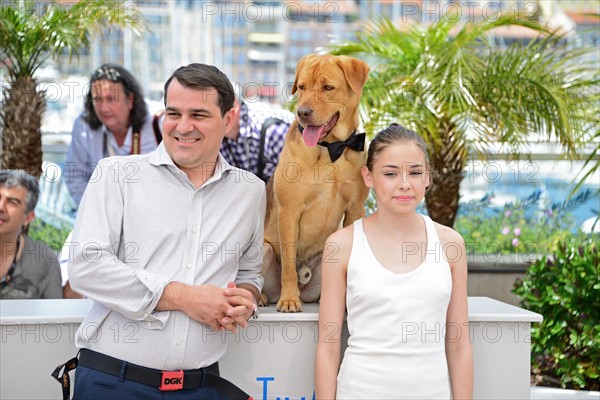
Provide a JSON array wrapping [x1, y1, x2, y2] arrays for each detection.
[[91, 67, 121, 83]]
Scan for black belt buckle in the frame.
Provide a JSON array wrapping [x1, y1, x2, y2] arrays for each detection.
[[159, 370, 184, 391]]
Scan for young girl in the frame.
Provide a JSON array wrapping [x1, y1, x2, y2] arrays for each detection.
[[315, 124, 473, 399]]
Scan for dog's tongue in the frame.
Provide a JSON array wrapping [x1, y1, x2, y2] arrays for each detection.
[[302, 125, 324, 147]]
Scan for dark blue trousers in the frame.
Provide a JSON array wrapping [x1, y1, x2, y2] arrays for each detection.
[[73, 366, 222, 399]]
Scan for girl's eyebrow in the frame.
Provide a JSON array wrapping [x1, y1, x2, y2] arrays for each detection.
[[381, 163, 424, 168]]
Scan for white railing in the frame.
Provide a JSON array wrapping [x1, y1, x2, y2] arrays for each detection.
[[0, 298, 542, 400]]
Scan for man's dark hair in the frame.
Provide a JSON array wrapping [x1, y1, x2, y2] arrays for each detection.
[[0, 170, 40, 213], [163, 63, 235, 117], [83, 63, 148, 135]]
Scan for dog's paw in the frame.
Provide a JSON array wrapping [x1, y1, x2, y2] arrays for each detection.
[[277, 298, 303, 313], [258, 293, 269, 307]]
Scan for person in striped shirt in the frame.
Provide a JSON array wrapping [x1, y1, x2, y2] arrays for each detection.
[[220, 99, 294, 182]]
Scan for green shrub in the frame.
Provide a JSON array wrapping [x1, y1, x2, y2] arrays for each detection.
[[27, 219, 71, 252], [513, 237, 600, 390]]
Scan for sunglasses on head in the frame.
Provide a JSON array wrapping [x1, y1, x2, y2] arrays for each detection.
[[92, 66, 121, 83]]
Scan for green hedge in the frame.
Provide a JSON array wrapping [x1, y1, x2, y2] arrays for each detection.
[[513, 237, 599, 390], [27, 219, 71, 252]]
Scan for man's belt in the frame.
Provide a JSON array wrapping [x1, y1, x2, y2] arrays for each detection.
[[77, 349, 251, 398]]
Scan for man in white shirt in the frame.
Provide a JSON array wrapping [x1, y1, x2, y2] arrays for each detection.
[[67, 63, 264, 398]]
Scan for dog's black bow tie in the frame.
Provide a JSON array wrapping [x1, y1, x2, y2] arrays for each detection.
[[298, 124, 366, 162], [318, 131, 366, 162]]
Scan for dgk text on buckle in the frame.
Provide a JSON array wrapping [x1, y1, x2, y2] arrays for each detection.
[[159, 370, 184, 391]]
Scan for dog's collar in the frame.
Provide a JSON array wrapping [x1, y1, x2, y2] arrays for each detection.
[[298, 124, 366, 162]]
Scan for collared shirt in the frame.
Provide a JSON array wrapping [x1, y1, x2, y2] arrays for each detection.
[[69, 144, 265, 370], [220, 101, 294, 181], [64, 112, 159, 206], [0, 236, 62, 299]]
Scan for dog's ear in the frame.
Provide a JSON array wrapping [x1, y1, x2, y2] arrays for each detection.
[[335, 56, 370, 97], [292, 54, 314, 95]]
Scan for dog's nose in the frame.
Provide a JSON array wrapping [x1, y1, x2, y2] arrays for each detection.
[[297, 107, 313, 119]]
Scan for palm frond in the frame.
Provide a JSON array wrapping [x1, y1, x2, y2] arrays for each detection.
[[0, 0, 142, 79], [479, 33, 599, 155]]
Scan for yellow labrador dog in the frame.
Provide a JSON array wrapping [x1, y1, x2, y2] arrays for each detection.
[[261, 54, 370, 312]]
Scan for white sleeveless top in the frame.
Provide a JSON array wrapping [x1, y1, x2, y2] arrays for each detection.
[[336, 215, 452, 399]]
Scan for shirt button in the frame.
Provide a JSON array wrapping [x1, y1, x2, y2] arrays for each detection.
[[146, 322, 151, 327], [176, 340, 181, 346], [192, 228, 197, 233], [186, 264, 192, 269]]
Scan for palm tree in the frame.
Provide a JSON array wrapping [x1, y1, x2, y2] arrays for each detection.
[[0, 0, 142, 178], [331, 16, 599, 227]]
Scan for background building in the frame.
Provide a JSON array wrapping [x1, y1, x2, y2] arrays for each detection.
[[14, 0, 596, 131]]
